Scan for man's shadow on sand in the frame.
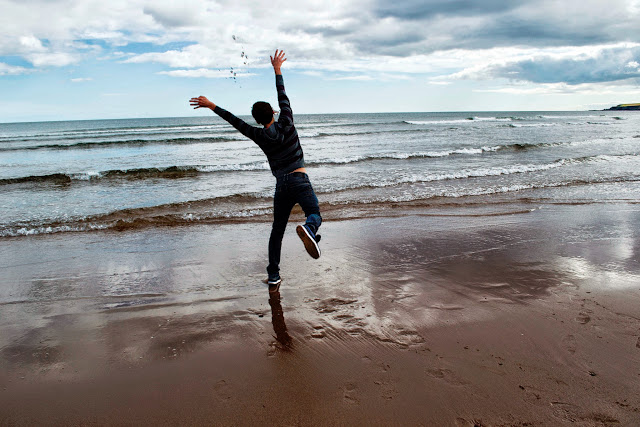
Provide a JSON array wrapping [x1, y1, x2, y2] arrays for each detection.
[[268, 288, 293, 349]]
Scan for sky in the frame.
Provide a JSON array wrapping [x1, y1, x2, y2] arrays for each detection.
[[1, 0, 640, 122]]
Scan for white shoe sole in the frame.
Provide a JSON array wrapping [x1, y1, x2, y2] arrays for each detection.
[[268, 282, 281, 293], [296, 225, 321, 259]]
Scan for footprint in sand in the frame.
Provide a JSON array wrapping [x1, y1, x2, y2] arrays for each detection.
[[214, 379, 232, 400], [342, 382, 359, 405], [575, 312, 591, 324], [426, 368, 467, 386], [373, 379, 398, 400], [377, 362, 391, 373], [550, 401, 581, 422], [518, 384, 542, 402], [367, 362, 398, 400], [563, 334, 577, 354]]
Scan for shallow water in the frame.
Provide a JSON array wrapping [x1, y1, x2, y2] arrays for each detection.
[[1, 111, 639, 237]]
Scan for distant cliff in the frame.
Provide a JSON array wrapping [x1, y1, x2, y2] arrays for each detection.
[[606, 103, 640, 110]]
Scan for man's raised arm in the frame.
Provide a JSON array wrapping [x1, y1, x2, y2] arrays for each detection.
[[271, 49, 293, 126], [189, 95, 261, 141]]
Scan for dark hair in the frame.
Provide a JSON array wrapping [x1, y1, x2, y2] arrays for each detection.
[[252, 101, 273, 126]]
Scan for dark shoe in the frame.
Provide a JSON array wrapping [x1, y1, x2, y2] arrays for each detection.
[[267, 272, 282, 288], [296, 224, 321, 259]]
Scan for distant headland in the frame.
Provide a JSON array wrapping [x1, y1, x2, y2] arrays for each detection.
[[604, 103, 640, 110]]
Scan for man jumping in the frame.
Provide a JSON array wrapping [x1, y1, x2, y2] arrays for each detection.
[[189, 49, 322, 288]]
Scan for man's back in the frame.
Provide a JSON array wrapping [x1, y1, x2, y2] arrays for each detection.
[[210, 74, 305, 178]]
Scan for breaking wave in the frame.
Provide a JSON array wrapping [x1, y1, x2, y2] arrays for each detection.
[[4, 142, 615, 187], [3, 173, 638, 238], [0, 136, 241, 151]]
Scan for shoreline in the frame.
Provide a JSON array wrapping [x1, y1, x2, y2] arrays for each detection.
[[1, 203, 640, 425]]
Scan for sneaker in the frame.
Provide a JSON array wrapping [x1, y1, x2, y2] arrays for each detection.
[[296, 224, 321, 259], [267, 273, 282, 287]]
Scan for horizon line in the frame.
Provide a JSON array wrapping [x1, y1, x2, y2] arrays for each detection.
[[1, 109, 617, 125]]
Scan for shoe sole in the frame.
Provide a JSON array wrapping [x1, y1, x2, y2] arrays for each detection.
[[268, 282, 281, 293], [296, 225, 321, 259]]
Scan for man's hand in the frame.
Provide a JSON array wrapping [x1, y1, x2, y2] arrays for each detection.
[[189, 96, 216, 110], [270, 49, 287, 75]]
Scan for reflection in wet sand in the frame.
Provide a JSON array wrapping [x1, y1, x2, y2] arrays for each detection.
[[268, 290, 292, 349]]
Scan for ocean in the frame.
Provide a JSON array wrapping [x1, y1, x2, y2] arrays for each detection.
[[1, 111, 639, 238]]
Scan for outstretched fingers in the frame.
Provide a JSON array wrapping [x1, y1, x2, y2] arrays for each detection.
[[270, 49, 287, 67], [189, 96, 207, 109]]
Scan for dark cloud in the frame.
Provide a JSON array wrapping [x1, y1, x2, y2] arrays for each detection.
[[348, 32, 427, 56], [474, 18, 614, 47], [291, 25, 354, 38], [289, 0, 638, 57], [374, 0, 527, 20], [282, 17, 426, 57], [143, 5, 200, 28], [280, 0, 640, 87], [480, 46, 640, 84]]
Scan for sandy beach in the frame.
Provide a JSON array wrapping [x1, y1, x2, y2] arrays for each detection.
[[1, 202, 640, 425], [2, 0, 640, 423]]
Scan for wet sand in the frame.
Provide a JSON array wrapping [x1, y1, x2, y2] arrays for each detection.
[[1, 203, 640, 425]]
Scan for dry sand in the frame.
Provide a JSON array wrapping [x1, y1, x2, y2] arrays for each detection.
[[1, 203, 639, 425]]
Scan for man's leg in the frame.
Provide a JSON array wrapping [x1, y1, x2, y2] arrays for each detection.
[[289, 175, 321, 231], [267, 187, 295, 276], [298, 193, 321, 234], [291, 174, 322, 259]]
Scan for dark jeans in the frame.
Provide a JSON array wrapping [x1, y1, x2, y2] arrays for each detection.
[[267, 172, 321, 275]]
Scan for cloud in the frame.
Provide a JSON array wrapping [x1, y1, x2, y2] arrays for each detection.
[[475, 81, 640, 97], [143, 1, 210, 28], [19, 35, 46, 52], [1, 0, 640, 89], [0, 62, 31, 75], [366, 0, 640, 53], [70, 77, 92, 82], [125, 44, 220, 68], [0, 0, 163, 61], [375, 0, 526, 20], [26, 52, 80, 67], [449, 44, 640, 84], [157, 68, 255, 78], [329, 75, 374, 81], [474, 83, 581, 95], [299, 70, 324, 78]]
